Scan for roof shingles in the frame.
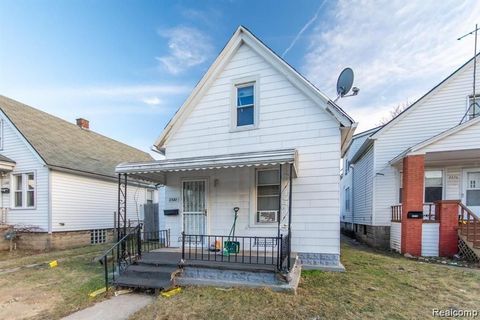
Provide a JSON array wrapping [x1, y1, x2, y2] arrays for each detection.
[[0, 95, 153, 178]]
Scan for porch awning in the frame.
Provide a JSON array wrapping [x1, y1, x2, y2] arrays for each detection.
[[116, 149, 298, 184]]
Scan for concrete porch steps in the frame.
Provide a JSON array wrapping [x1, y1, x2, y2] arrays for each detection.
[[113, 253, 182, 290]]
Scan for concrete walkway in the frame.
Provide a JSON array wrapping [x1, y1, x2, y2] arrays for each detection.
[[62, 294, 153, 320]]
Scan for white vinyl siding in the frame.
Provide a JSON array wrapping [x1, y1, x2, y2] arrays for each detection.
[[352, 146, 374, 225], [0, 112, 49, 231], [50, 170, 151, 232], [421, 223, 439, 257], [163, 43, 342, 255], [390, 222, 401, 252], [373, 58, 480, 226]]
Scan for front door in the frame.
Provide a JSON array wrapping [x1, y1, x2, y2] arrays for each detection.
[[182, 180, 207, 236], [463, 169, 480, 215]]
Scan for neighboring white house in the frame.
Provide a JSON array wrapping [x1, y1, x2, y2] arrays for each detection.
[[116, 26, 356, 270], [0, 95, 156, 250], [340, 54, 480, 254]]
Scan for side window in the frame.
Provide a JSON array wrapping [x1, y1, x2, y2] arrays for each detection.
[[468, 94, 480, 120], [424, 170, 443, 203], [399, 172, 403, 203], [146, 190, 154, 204], [12, 172, 35, 208], [345, 187, 351, 212], [236, 84, 255, 127], [256, 169, 280, 223]]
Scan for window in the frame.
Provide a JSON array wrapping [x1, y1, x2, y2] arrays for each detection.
[[345, 187, 351, 212], [12, 172, 35, 208], [90, 229, 107, 244], [14, 175, 22, 207], [466, 172, 480, 206], [256, 169, 280, 223], [146, 190, 154, 204], [236, 84, 255, 127], [399, 172, 403, 203], [424, 170, 443, 203], [468, 94, 480, 120]]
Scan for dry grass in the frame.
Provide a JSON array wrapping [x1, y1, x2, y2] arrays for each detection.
[[0, 245, 108, 320], [130, 239, 480, 320]]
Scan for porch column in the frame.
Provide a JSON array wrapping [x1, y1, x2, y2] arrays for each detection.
[[401, 155, 425, 256], [436, 200, 459, 257]]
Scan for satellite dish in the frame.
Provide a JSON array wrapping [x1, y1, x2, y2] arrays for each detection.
[[336, 67, 354, 97]]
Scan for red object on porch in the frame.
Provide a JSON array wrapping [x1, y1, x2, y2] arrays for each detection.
[[436, 200, 459, 257], [401, 155, 425, 256]]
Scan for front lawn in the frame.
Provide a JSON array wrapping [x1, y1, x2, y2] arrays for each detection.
[[130, 238, 480, 320], [0, 245, 108, 320]]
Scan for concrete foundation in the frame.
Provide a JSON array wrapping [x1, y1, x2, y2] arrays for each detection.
[[349, 224, 390, 249], [177, 259, 301, 293], [298, 252, 345, 271]]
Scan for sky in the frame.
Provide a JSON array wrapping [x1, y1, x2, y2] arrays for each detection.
[[1, 0, 480, 156]]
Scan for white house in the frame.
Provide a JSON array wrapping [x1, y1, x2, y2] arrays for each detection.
[[341, 55, 480, 258], [116, 26, 356, 270], [0, 95, 156, 250]]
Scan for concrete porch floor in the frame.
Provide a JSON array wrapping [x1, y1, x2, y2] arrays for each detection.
[[127, 248, 301, 293]]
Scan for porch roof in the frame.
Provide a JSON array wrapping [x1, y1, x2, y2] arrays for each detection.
[[389, 116, 480, 166], [116, 149, 298, 184]]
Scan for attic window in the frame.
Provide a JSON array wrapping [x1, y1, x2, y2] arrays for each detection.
[[236, 84, 255, 126], [468, 94, 480, 120]]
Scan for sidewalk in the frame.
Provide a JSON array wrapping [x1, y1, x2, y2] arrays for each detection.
[[62, 294, 153, 320]]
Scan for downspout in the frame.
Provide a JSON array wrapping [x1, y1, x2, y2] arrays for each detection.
[[277, 164, 282, 239], [47, 167, 52, 234], [287, 163, 293, 270], [351, 164, 355, 230]]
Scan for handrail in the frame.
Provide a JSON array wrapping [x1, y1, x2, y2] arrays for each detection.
[[459, 202, 480, 220], [458, 202, 479, 249], [98, 225, 171, 290], [100, 224, 141, 258]]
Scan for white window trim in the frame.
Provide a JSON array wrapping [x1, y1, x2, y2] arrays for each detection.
[[146, 189, 154, 204], [423, 169, 445, 203], [466, 94, 480, 120], [10, 171, 36, 210], [252, 167, 280, 226], [230, 75, 260, 132]]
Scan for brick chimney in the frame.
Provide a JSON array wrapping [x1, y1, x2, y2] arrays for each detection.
[[76, 118, 89, 130]]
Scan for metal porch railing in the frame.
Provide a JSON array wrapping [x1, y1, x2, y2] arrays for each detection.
[[99, 225, 170, 290], [181, 232, 291, 272]]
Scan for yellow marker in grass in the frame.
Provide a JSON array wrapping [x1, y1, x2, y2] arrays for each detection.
[[88, 287, 107, 298], [49, 260, 58, 268], [161, 287, 181, 298]]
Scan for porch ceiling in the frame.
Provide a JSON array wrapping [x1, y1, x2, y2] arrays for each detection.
[[116, 149, 298, 184]]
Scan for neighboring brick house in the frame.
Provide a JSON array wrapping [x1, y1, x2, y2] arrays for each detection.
[[0, 95, 156, 250], [340, 54, 480, 258]]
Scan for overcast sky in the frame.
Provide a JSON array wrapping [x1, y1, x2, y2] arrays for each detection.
[[1, 0, 479, 154]]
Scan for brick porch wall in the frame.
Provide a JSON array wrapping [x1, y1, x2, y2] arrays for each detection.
[[401, 155, 425, 256]]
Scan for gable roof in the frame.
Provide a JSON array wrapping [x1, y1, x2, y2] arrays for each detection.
[[0, 95, 153, 178], [371, 53, 480, 140], [153, 26, 355, 151], [346, 126, 381, 163]]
